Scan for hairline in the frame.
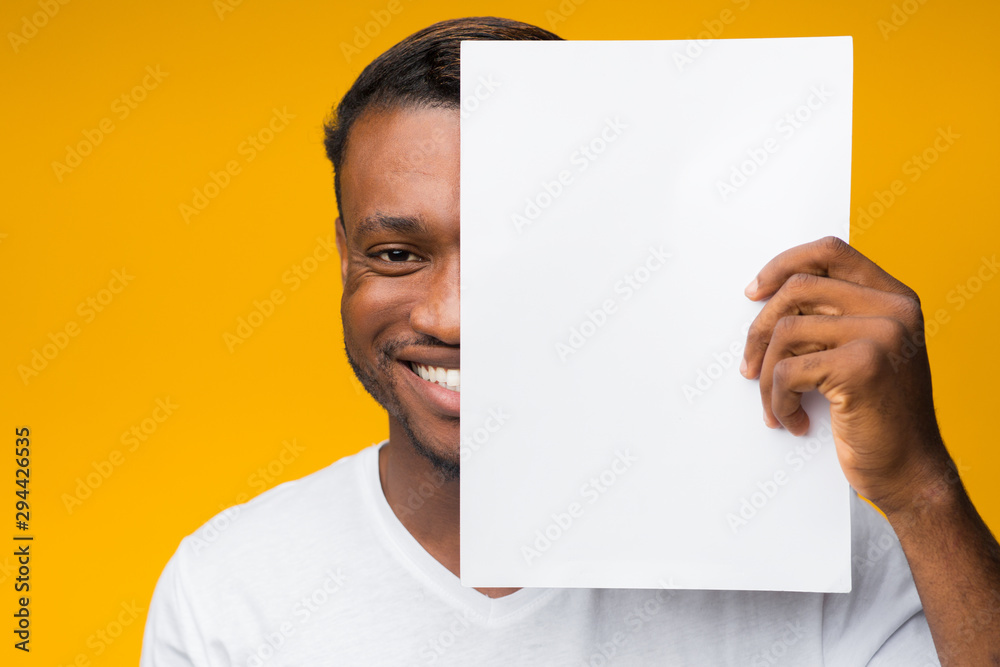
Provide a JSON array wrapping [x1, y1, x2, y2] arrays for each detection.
[[336, 100, 459, 233]]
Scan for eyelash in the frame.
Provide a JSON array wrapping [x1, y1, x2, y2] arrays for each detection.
[[371, 249, 422, 263]]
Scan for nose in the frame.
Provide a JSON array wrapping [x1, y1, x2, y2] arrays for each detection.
[[409, 254, 459, 346]]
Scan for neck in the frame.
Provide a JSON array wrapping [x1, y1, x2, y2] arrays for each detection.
[[379, 418, 519, 598]]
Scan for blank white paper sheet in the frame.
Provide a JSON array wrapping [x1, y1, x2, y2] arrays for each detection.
[[460, 37, 854, 592]]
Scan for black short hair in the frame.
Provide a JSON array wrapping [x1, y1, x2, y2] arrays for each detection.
[[322, 16, 562, 224]]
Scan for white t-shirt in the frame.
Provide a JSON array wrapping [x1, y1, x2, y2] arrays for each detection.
[[141, 441, 940, 666]]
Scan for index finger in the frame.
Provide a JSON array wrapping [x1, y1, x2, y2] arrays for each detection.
[[744, 236, 919, 303]]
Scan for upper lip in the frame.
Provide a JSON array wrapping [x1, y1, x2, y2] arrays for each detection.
[[396, 348, 460, 370]]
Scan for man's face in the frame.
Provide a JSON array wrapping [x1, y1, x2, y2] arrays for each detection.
[[336, 106, 461, 477]]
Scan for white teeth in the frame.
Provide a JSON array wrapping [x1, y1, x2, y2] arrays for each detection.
[[410, 362, 460, 393]]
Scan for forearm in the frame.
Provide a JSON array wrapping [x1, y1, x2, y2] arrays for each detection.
[[883, 459, 1000, 665]]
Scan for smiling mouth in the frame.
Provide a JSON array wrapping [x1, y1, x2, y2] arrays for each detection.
[[408, 361, 460, 393]]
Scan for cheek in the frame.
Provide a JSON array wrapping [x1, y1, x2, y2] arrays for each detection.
[[341, 280, 413, 346]]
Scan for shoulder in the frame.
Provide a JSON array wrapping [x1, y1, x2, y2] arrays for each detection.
[[141, 443, 384, 665], [168, 442, 381, 585]]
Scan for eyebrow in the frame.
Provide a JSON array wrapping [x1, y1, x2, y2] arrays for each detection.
[[354, 212, 427, 237]]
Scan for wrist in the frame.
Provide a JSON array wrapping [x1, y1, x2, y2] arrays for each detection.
[[880, 456, 969, 540]]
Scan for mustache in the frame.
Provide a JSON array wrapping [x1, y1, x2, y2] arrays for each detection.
[[377, 334, 458, 366]]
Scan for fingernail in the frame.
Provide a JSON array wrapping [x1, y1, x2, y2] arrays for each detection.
[[763, 410, 772, 428], [744, 278, 758, 298], [739, 357, 748, 376]]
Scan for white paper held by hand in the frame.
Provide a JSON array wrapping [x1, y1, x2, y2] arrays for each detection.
[[460, 37, 853, 592]]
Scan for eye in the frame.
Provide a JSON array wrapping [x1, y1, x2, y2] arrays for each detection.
[[377, 249, 421, 262]]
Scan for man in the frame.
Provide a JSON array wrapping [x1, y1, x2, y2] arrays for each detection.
[[141, 17, 1000, 665]]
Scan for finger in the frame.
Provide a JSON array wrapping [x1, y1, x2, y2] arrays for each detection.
[[743, 273, 919, 379], [745, 236, 919, 303], [759, 316, 903, 431], [769, 339, 887, 436]]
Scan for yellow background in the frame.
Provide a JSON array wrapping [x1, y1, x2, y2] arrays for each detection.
[[2, 0, 997, 663]]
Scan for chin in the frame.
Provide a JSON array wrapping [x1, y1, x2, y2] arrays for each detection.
[[398, 411, 461, 481], [344, 337, 461, 478]]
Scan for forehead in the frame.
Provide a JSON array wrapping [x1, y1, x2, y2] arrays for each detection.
[[340, 106, 460, 231]]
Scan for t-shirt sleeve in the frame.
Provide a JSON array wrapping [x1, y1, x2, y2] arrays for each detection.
[[867, 610, 940, 666], [821, 491, 940, 665], [140, 538, 214, 667]]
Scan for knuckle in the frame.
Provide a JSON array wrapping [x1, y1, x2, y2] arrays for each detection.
[[879, 316, 910, 342], [746, 320, 770, 352], [786, 272, 816, 293], [845, 339, 884, 379], [896, 295, 924, 330], [888, 276, 922, 307], [772, 315, 799, 340], [819, 235, 852, 258], [781, 406, 806, 426], [772, 357, 794, 387]]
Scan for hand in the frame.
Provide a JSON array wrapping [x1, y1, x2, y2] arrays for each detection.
[[741, 236, 953, 514]]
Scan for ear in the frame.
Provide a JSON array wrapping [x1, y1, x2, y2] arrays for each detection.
[[334, 216, 349, 286]]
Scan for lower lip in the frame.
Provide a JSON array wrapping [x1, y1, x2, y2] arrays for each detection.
[[399, 362, 460, 417]]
